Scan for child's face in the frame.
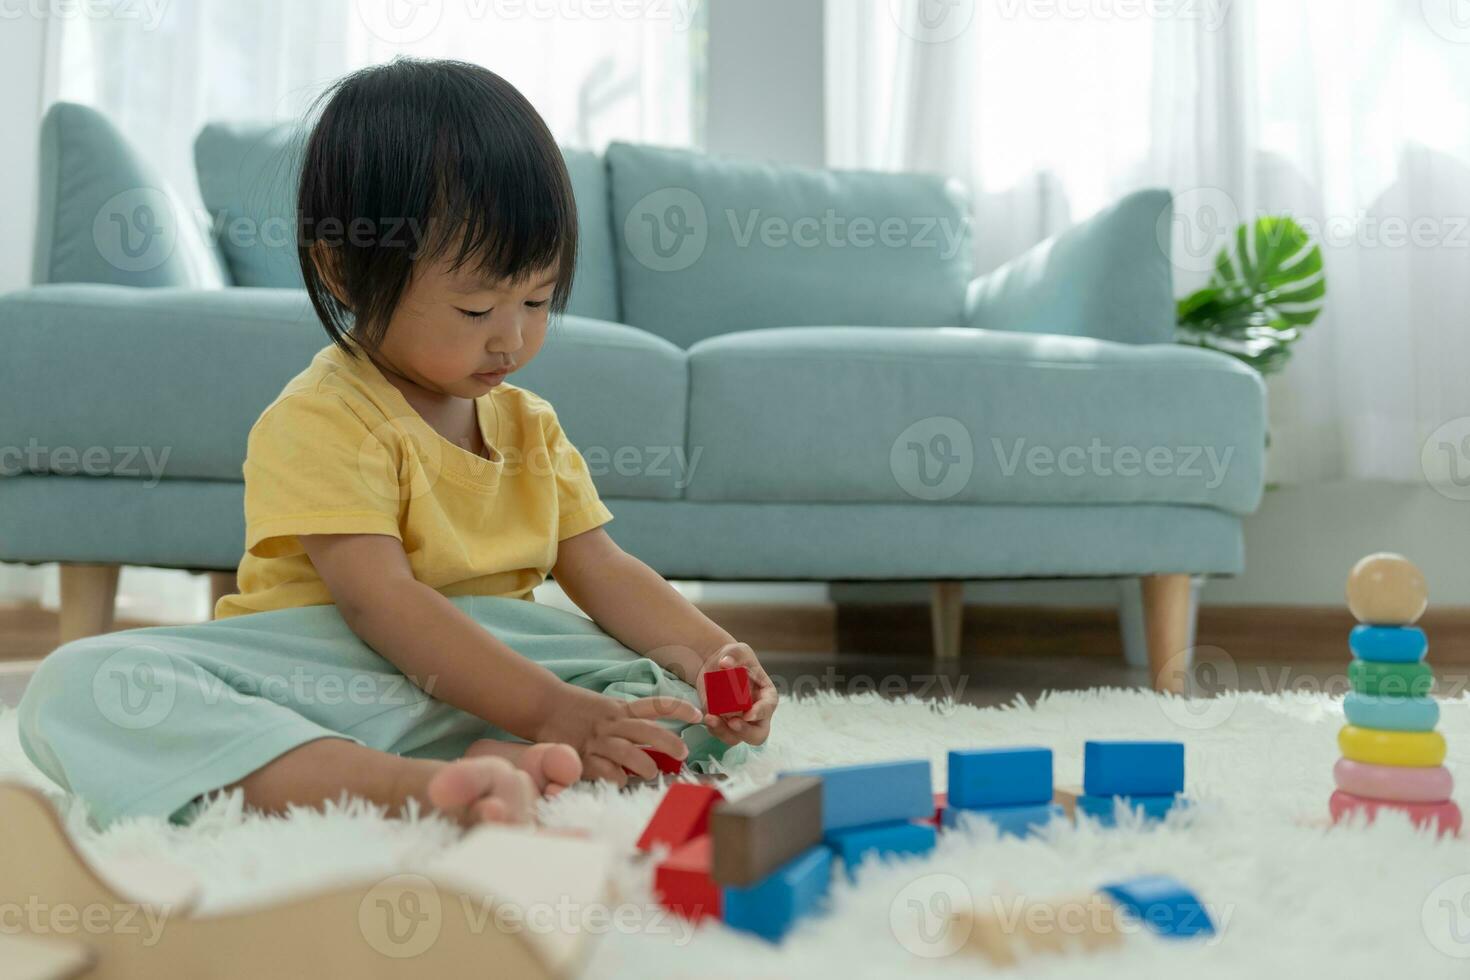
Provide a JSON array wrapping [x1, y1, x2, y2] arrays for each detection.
[[376, 251, 556, 398]]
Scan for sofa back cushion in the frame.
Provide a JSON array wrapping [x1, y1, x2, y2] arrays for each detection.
[[193, 123, 621, 322], [34, 102, 226, 289], [606, 142, 972, 348]]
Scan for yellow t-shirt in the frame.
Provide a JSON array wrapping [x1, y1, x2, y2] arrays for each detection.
[[214, 343, 613, 619]]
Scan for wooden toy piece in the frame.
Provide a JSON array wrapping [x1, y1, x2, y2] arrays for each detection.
[[1343, 692, 1440, 732], [1329, 790, 1463, 835], [1338, 725, 1446, 767], [942, 802, 1063, 837], [825, 820, 936, 880], [949, 892, 1124, 966], [1053, 785, 1083, 821], [1347, 660, 1434, 698], [1333, 759, 1453, 803], [710, 775, 823, 886], [784, 759, 933, 832], [721, 845, 833, 943], [702, 665, 754, 716], [624, 748, 685, 778], [929, 791, 947, 826], [947, 747, 1053, 808], [636, 783, 725, 852], [0, 780, 609, 980], [1083, 741, 1184, 798], [1349, 624, 1428, 663], [0, 933, 94, 980], [653, 835, 722, 923], [1077, 794, 1185, 826], [1098, 874, 1215, 938], [1346, 552, 1427, 625]]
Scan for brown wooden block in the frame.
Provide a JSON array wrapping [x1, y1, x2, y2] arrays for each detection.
[[710, 775, 823, 886], [1053, 785, 1082, 821]]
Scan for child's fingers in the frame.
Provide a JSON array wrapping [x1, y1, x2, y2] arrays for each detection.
[[744, 686, 779, 724], [601, 720, 688, 760], [592, 735, 662, 780], [582, 755, 626, 786], [624, 695, 704, 725]]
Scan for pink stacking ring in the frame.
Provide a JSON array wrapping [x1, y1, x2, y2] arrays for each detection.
[[1329, 790, 1462, 835], [1333, 758, 1453, 803]]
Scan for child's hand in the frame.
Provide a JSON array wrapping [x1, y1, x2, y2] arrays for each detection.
[[535, 689, 702, 787], [698, 643, 778, 747]]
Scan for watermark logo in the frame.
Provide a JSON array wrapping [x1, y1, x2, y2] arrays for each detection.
[[360, 874, 443, 958], [357, 0, 445, 43], [891, 417, 974, 501], [1422, 416, 1470, 501], [624, 188, 708, 273], [890, 0, 975, 44], [1422, 0, 1470, 43], [1424, 874, 1470, 958], [1160, 186, 1240, 276], [92, 188, 179, 274], [91, 642, 177, 731], [359, 418, 444, 502], [1156, 645, 1240, 730], [890, 873, 973, 957]]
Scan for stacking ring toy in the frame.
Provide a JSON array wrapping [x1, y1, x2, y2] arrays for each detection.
[[1329, 790, 1461, 836], [1348, 660, 1433, 698], [1338, 725, 1446, 767], [1348, 625, 1427, 663], [1333, 758, 1452, 803], [1342, 692, 1439, 732]]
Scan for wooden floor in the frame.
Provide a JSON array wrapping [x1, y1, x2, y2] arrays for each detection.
[[0, 600, 1388, 711]]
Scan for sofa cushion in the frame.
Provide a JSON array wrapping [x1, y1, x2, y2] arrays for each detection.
[[684, 326, 1265, 515], [501, 315, 687, 499], [606, 142, 972, 348], [34, 103, 226, 289], [193, 124, 621, 321]]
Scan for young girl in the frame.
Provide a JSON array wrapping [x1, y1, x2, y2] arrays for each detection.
[[19, 59, 777, 829]]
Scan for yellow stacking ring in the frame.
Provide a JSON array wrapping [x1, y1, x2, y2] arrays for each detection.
[[1338, 725, 1446, 768]]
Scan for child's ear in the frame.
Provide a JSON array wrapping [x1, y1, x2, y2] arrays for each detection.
[[310, 242, 351, 309]]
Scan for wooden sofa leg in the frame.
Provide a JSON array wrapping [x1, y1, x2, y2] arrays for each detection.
[[930, 581, 964, 661], [208, 572, 238, 617], [1141, 573, 1192, 694], [58, 563, 120, 645]]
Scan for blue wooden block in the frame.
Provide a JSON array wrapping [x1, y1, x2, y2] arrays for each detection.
[[783, 760, 933, 833], [1083, 741, 1184, 797], [722, 846, 834, 943], [1077, 793, 1183, 826], [1099, 874, 1215, 938], [947, 747, 1053, 808], [1349, 624, 1427, 663], [941, 802, 1063, 837], [825, 821, 936, 880]]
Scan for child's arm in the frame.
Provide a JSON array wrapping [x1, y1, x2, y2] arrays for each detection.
[[299, 532, 701, 783], [551, 527, 779, 746]]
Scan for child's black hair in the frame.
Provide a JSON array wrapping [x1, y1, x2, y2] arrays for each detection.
[[297, 58, 578, 353]]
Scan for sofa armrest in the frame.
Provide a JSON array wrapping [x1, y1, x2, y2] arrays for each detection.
[[0, 285, 322, 481], [964, 188, 1175, 345]]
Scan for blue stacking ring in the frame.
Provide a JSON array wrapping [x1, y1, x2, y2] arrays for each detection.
[[1349, 624, 1427, 663], [1343, 691, 1440, 731]]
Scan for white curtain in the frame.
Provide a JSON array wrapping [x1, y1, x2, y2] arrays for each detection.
[[829, 0, 1470, 486], [17, 1, 701, 616]]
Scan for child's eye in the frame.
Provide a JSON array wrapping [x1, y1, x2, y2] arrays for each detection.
[[525, 299, 549, 309], [456, 307, 492, 320]]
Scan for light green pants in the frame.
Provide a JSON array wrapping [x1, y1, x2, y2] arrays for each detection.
[[18, 595, 741, 828]]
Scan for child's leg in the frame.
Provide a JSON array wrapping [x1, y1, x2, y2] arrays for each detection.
[[221, 737, 581, 826]]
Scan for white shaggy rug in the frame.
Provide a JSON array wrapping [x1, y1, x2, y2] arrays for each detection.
[[3, 688, 1470, 979]]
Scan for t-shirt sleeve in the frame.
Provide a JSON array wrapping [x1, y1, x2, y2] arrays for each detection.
[[541, 405, 613, 541], [242, 391, 403, 558]]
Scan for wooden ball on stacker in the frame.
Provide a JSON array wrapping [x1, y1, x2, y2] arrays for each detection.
[[1346, 553, 1427, 625]]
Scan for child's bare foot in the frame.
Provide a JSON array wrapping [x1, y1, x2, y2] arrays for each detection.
[[425, 756, 539, 825], [464, 740, 583, 798]]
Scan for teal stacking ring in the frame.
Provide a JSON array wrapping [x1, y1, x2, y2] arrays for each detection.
[[1349, 625, 1427, 663], [1343, 691, 1440, 731]]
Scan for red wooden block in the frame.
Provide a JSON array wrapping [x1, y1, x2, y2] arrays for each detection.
[[637, 783, 725, 853], [703, 666, 753, 716], [929, 791, 947, 827], [654, 835, 722, 923], [1329, 789, 1462, 836], [624, 748, 686, 778]]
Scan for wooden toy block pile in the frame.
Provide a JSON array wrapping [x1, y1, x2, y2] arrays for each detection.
[[641, 740, 1192, 943], [1332, 553, 1461, 835]]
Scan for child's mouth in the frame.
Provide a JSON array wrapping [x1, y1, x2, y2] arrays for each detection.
[[473, 368, 510, 384]]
